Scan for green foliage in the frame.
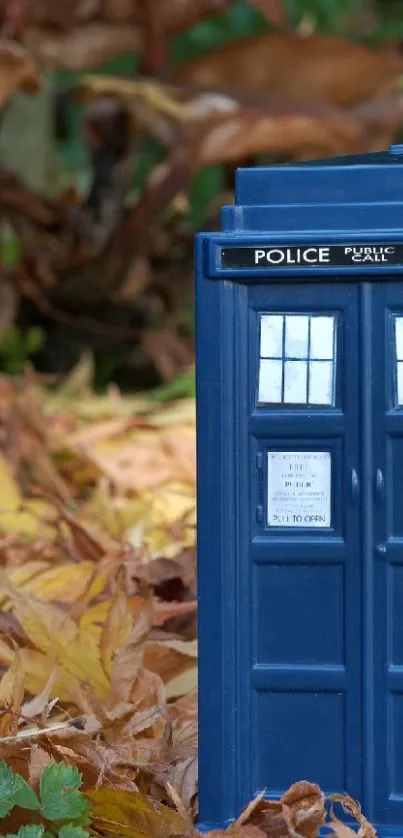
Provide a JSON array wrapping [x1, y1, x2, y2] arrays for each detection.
[[5, 827, 89, 838], [39, 764, 91, 825], [172, 0, 266, 64], [5, 827, 50, 838], [58, 827, 90, 838], [0, 326, 45, 375], [13, 776, 42, 812], [0, 762, 40, 817], [0, 761, 91, 838], [150, 369, 195, 402], [286, 0, 362, 31]]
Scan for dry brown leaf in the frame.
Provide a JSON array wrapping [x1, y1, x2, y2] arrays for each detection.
[[142, 331, 194, 381], [249, 0, 288, 26], [107, 608, 150, 707], [172, 32, 403, 107], [23, 23, 141, 71], [167, 754, 198, 810], [82, 74, 368, 166], [28, 744, 53, 786], [22, 668, 57, 719], [328, 795, 377, 838], [144, 639, 197, 686], [83, 426, 195, 492], [209, 827, 266, 838], [281, 782, 325, 838], [190, 103, 365, 164], [0, 38, 40, 109]]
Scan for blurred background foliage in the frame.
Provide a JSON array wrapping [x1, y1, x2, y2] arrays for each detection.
[[38, 0, 401, 227], [1, 0, 403, 388]]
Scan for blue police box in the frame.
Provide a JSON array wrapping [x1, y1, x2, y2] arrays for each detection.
[[195, 145, 403, 835]]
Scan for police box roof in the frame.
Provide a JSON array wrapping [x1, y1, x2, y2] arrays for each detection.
[[219, 146, 403, 235], [235, 147, 403, 205]]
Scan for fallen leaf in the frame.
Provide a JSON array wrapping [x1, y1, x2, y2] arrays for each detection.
[[0, 38, 40, 110], [5, 588, 110, 699], [328, 795, 377, 838], [87, 786, 189, 838], [144, 639, 197, 684], [22, 669, 57, 720], [172, 31, 403, 107], [107, 608, 149, 707], [101, 589, 134, 677], [0, 651, 25, 736]]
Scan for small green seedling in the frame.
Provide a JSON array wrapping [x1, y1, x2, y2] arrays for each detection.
[[0, 761, 91, 838]]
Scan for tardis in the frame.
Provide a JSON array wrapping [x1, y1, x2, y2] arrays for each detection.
[[195, 145, 403, 835]]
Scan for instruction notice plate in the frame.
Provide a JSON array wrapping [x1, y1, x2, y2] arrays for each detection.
[[267, 451, 331, 528]]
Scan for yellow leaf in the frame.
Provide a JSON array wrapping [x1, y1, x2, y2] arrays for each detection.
[[0, 474, 56, 538], [101, 590, 133, 677], [80, 599, 111, 641], [9, 591, 110, 699], [0, 562, 51, 610], [87, 787, 188, 838], [0, 643, 56, 701], [166, 665, 198, 700], [0, 653, 25, 709], [22, 561, 108, 605], [0, 652, 26, 736], [85, 487, 148, 537], [0, 454, 22, 510], [0, 637, 14, 666]]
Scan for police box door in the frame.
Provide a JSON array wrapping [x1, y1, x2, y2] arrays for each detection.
[[245, 278, 403, 825], [244, 283, 363, 807], [371, 282, 403, 826]]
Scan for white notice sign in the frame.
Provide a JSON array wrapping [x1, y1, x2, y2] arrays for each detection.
[[267, 451, 331, 528]]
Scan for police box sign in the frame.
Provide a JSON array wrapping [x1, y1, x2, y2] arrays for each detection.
[[221, 243, 403, 269]]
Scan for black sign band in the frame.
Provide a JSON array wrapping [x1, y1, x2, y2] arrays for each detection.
[[221, 244, 403, 269]]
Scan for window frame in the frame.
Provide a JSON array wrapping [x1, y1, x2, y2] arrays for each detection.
[[257, 312, 337, 408]]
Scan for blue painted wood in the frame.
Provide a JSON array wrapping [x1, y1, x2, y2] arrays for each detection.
[[195, 147, 403, 834]]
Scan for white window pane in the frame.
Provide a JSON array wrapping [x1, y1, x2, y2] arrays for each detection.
[[398, 362, 403, 405], [309, 361, 334, 405], [396, 318, 403, 361], [260, 315, 283, 357], [310, 316, 335, 360], [258, 359, 282, 403], [285, 316, 309, 358], [284, 360, 307, 403]]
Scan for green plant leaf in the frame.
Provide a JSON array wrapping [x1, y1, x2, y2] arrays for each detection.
[[58, 826, 90, 838], [14, 775, 41, 811], [17, 827, 45, 838], [39, 764, 91, 824], [26, 327, 45, 355], [4, 827, 45, 838], [0, 761, 21, 817]]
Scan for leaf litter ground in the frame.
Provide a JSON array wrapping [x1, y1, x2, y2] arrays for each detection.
[[0, 369, 375, 838]]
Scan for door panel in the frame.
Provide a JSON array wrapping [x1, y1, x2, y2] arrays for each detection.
[[244, 283, 362, 800], [372, 284, 403, 824]]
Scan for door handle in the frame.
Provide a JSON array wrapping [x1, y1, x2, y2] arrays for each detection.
[[374, 468, 385, 504], [350, 469, 360, 505], [375, 543, 387, 557]]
